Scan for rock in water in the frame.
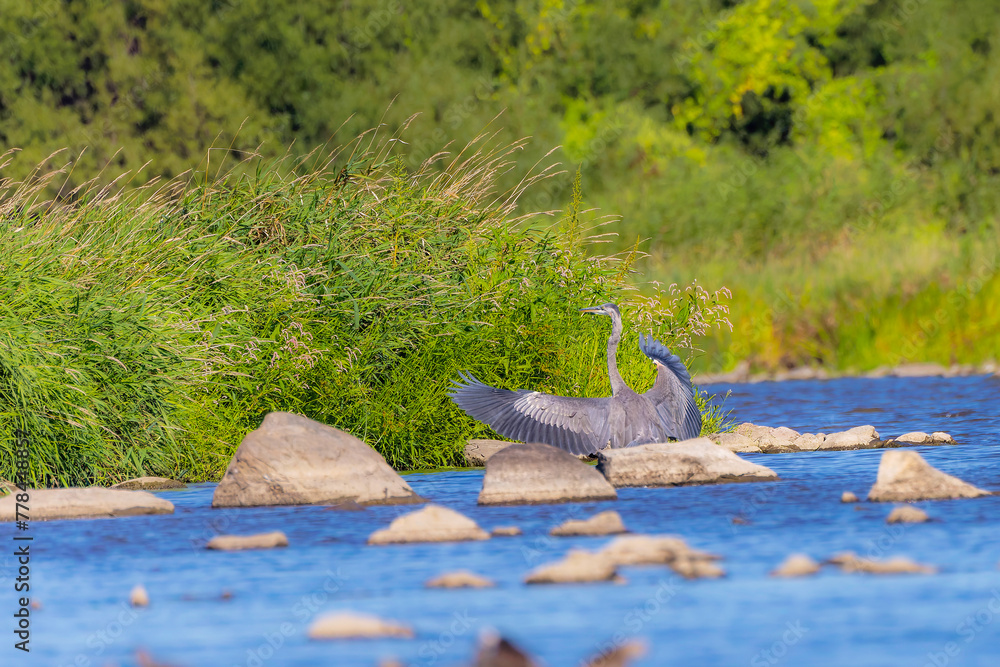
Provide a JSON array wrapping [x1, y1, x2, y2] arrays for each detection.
[[491, 526, 522, 537], [841, 491, 859, 503], [886, 506, 930, 524], [368, 504, 490, 544], [818, 425, 881, 450], [206, 531, 289, 551], [473, 631, 540, 667], [111, 477, 186, 490], [771, 554, 821, 577], [524, 550, 619, 584], [550, 511, 627, 536], [425, 571, 495, 588], [582, 639, 648, 667], [828, 552, 936, 574], [477, 443, 617, 505], [597, 535, 719, 566], [0, 488, 174, 521], [130, 585, 149, 607], [596, 438, 778, 487], [212, 412, 421, 508], [711, 432, 762, 453], [307, 612, 414, 639], [867, 450, 990, 502]]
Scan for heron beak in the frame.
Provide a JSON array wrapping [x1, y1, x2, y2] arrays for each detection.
[[579, 305, 604, 315]]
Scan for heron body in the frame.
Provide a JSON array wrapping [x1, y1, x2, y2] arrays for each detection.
[[449, 303, 701, 456]]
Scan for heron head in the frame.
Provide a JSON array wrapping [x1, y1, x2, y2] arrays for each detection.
[[579, 303, 620, 318]]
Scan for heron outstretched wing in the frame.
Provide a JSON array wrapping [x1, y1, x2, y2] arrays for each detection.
[[638, 334, 702, 440], [448, 372, 612, 455]]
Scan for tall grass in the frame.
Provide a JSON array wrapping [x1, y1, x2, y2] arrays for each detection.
[[0, 130, 731, 487]]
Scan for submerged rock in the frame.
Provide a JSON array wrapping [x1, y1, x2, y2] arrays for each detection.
[[524, 550, 619, 584], [111, 477, 186, 491], [206, 531, 289, 551], [425, 570, 495, 589], [550, 511, 627, 537], [596, 438, 778, 487], [212, 412, 422, 508], [771, 554, 821, 578], [670, 557, 725, 579], [478, 443, 617, 505], [307, 612, 414, 639], [491, 526, 522, 537], [867, 450, 990, 502], [828, 551, 936, 575], [368, 504, 489, 544], [0, 488, 174, 521], [886, 506, 930, 524]]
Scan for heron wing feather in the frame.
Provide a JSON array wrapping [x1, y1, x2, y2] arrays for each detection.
[[449, 372, 611, 455], [639, 334, 702, 440]]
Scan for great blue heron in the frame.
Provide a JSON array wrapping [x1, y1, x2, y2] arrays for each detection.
[[449, 303, 701, 456]]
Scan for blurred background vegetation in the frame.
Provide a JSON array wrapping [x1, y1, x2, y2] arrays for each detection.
[[1, 0, 998, 481]]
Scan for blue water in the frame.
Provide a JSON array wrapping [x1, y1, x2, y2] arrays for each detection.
[[7, 375, 1000, 667]]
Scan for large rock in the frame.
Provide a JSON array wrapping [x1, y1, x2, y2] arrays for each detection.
[[0, 488, 174, 521], [524, 550, 619, 584], [111, 477, 186, 490], [307, 612, 414, 639], [206, 531, 289, 551], [464, 439, 514, 466], [212, 412, 421, 508], [596, 438, 778, 487], [550, 511, 626, 536], [818, 425, 881, 450], [867, 450, 991, 502], [478, 443, 617, 505], [368, 504, 489, 544]]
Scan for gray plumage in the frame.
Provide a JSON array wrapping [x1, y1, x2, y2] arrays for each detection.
[[448, 303, 701, 456]]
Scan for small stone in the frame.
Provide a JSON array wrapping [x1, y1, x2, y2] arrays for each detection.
[[895, 432, 930, 444], [524, 550, 618, 584], [111, 477, 186, 491], [930, 432, 956, 444], [771, 554, 821, 577], [887, 506, 930, 524], [425, 570, 495, 589], [550, 511, 626, 537], [307, 612, 414, 639], [220, 590, 233, 600], [731, 516, 751, 525], [491, 526, 522, 537], [841, 491, 859, 503], [867, 450, 990, 502], [206, 531, 289, 551], [130, 585, 149, 608], [790, 433, 825, 451], [368, 505, 490, 545], [30, 600, 42, 610]]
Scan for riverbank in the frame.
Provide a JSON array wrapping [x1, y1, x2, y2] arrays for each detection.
[[694, 361, 1000, 386]]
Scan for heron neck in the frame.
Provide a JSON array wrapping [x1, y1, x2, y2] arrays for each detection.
[[607, 315, 627, 395]]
